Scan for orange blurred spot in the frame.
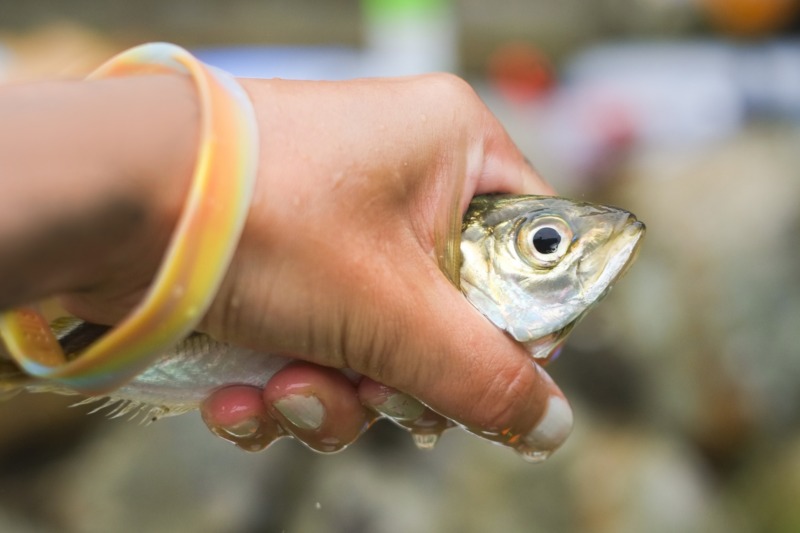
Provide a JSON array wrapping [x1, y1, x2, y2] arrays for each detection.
[[488, 42, 555, 104], [699, 0, 799, 37]]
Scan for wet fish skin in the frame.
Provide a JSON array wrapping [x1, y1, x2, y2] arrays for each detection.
[[0, 194, 644, 421]]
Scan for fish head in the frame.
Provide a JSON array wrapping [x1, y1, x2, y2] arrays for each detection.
[[460, 195, 644, 361]]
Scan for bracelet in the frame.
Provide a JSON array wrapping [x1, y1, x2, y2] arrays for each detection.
[[0, 43, 259, 394]]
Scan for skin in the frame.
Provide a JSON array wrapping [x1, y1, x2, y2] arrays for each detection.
[[0, 72, 567, 454]]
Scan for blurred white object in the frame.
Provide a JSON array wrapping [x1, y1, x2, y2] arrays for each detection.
[[563, 40, 800, 145], [561, 42, 745, 149], [195, 0, 458, 80], [362, 0, 458, 76], [517, 40, 800, 188], [737, 41, 800, 120], [193, 46, 366, 80]]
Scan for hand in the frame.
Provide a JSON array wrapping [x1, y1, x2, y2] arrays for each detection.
[[56, 74, 571, 457], [199, 74, 571, 457]]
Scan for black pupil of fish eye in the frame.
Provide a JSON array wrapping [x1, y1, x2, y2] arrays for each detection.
[[532, 227, 561, 254]]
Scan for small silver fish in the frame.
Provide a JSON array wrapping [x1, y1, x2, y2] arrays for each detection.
[[461, 195, 644, 362], [0, 195, 644, 422]]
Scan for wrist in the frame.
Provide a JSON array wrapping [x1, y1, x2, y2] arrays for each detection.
[[0, 74, 199, 309], [108, 74, 200, 238], [0, 43, 261, 395]]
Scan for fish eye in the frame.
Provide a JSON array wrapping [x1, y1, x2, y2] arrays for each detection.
[[517, 216, 573, 268], [532, 226, 561, 254]]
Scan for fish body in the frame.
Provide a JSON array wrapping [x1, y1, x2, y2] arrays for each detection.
[[0, 195, 644, 421], [1, 320, 293, 421]]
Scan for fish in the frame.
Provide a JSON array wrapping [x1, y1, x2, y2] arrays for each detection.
[[0, 194, 644, 423], [460, 195, 644, 362]]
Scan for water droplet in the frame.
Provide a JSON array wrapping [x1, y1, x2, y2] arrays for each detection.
[[221, 417, 261, 438], [411, 431, 439, 450], [380, 407, 452, 449], [516, 447, 551, 464], [315, 502, 321, 511], [211, 420, 285, 453]]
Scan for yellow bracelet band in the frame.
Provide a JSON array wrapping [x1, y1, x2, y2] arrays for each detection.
[[0, 43, 259, 394]]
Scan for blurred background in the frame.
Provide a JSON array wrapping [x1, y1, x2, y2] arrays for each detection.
[[1, 0, 800, 531]]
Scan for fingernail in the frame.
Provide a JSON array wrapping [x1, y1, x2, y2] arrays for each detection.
[[373, 392, 426, 421], [218, 417, 261, 439], [273, 394, 325, 430], [522, 395, 573, 452]]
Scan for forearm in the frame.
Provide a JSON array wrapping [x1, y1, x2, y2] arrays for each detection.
[[0, 75, 198, 309]]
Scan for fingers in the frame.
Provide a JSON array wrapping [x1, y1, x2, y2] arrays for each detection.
[[201, 363, 372, 454], [200, 385, 282, 452], [202, 372, 462, 455], [359, 378, 454, 449], [263, 362, 370, 453], [203, 360, 571, 460]]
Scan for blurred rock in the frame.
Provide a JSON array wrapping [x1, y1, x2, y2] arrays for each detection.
[[601, 124, 800, 469], [730, 435, 800, 532], [565, 421, 739, 533]]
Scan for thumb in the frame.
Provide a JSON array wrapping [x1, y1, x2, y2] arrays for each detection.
[[365, 262, 573, 460]]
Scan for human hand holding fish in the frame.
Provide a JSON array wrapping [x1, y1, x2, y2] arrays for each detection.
[[0, 45, 643, 462]]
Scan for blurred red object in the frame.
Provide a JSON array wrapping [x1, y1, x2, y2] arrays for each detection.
[[488, 42, 555, 104], [699, 0, 799, 37]]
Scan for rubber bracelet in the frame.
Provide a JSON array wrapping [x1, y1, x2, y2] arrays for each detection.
[[0, 43, 258, 394]]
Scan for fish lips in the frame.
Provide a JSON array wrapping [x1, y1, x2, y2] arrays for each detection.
[[577, 216, 645, 304]]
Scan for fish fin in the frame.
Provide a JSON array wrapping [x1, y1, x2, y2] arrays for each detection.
[[0, 388, 21, 401], [70, 395, 194, 424], [0, 359, 36, 400]]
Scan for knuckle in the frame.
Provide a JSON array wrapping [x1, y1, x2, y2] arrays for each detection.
[[474, 361, 539, 432], [339, 304, 406, 381], [419, 72, 482, 108]]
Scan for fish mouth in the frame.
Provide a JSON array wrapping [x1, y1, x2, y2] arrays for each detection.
[[578, 216, 645, 303], [616, 218, 645, 279]]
